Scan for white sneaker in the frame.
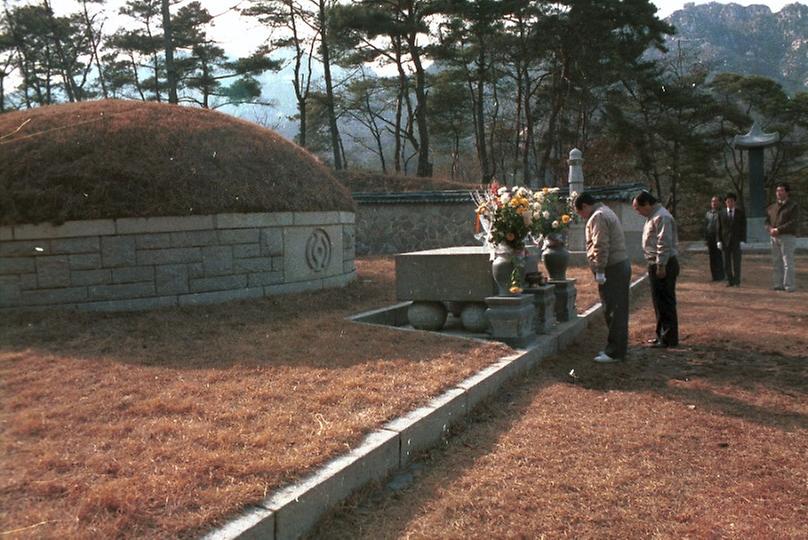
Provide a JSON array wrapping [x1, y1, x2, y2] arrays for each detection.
[[593, 352, 620, 363]]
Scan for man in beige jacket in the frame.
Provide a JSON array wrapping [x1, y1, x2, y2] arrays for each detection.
[[574, 192, 631, 363]]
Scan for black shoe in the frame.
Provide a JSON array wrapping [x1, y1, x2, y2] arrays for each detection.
[[773, 286, 785, 291], [725, 282, 734, 287], [649, 342, 668, 349]]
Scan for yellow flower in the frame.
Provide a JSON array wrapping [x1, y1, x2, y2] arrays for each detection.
[[562, 214, 571, 224], [509, 286, 523, 294]]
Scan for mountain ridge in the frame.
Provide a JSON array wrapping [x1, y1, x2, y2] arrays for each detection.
[[664, 2, 808, 93]]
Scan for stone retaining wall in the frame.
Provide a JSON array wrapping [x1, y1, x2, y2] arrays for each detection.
[[353, 191, 643, 258], [353, 191, 476, 255], [0, 212, 356, 312]]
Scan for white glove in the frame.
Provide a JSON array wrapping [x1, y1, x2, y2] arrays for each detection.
[[595, 272, 606, 284], [716, 241, 723, 250]]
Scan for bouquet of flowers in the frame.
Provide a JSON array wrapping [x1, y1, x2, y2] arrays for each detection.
[[530, 186, 575, 239], [473, 181, 575, 294], [472, 181, 533, 251], [472, 181, 575, 250]]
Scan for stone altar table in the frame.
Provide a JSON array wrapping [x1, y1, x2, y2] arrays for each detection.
[[396, 246, 497, 331]]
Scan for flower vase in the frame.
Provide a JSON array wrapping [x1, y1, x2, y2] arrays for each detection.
[[542, 234, 570, 281], [491, 249, 525, 295]]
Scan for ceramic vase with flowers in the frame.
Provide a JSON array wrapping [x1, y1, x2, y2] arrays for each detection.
[[474, 183, 575, 295]]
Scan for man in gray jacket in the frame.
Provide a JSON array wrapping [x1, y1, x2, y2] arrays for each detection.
[[574, 192, 631, 363], [633, 191, 679, 348]]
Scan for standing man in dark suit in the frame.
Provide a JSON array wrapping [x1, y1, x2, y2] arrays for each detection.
[[718, 192, 747, 287], [704, 195, 724, 281]]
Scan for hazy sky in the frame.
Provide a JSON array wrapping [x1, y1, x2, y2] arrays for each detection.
[[36, 0, 808, 58]]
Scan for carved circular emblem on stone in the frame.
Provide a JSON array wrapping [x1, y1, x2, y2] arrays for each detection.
[[306, 229, 332, 272]]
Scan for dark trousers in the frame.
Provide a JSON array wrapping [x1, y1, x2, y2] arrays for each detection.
[[597, 259, 631, 359], [706, 236, 724, 281], [648, 257, 679, 346], [723, 244, 742, 285]]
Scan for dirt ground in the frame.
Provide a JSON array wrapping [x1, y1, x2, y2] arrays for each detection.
[[313, 252, 808, 539], [0, 257, 605, 539]]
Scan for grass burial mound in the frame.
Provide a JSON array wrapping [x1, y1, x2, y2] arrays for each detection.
[[0, 100, 353, 226]]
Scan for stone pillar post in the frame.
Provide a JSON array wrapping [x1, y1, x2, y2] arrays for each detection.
[[733, 123, 779, 243], [567, 148, 585, 251], [568, 148, 584, 195]]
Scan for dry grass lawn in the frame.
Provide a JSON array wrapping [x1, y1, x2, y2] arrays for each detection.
[[313, 252, 808, 539], [0, 257, 607, 539]]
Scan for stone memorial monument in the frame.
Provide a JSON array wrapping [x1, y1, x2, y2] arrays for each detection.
[[733, 122, 780, 243]]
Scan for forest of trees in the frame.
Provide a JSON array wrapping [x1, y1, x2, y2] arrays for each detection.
[[1, 0, 807, 218]]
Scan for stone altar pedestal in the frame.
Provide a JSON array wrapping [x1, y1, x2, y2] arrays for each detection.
[[524, 284, 556, 334], [548, 279, 577, 322], [484, 294, 536, 348], [396, 246, 497, 331]]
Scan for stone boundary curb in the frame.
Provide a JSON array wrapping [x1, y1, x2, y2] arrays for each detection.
[[203, 275, 648, 540]]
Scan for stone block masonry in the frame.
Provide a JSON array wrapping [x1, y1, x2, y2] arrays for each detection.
[[0, 212, 356, 312]]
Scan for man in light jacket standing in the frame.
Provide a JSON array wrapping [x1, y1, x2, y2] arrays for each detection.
[[633, 191, 679, 349], [574, 192, 631, 363], [766, 182, 801, 292]]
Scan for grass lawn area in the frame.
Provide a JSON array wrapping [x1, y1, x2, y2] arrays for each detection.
[[314, 253, 808, 539], [1, 257, 608, 538]]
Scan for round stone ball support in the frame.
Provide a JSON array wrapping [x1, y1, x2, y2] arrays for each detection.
[[406, 301, 489, 333]]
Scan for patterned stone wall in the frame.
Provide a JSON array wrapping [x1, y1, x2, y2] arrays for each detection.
[[353, 193, 641, 258], [354, 194, 477, 255], [0, 212, 355, 312]]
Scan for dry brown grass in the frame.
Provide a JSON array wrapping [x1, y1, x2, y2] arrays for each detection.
[[0, 257, 512, 538], [1, 256, 615, 539], [0, 100, 353, 226], [313, 252, 808, 539], [0, 256, 686, 539]]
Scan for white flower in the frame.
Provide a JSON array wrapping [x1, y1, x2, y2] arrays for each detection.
[[498, 186, 508, 195], [501, 193, 511, 204], [543, 210, 550, 219], [552, 220, 560, 229]]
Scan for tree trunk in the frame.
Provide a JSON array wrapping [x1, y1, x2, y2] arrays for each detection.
[[82, 0, 107, 99], [318, 0, 342, 170], [161, 0, 178, 104], [408, 34, 431, 177]]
